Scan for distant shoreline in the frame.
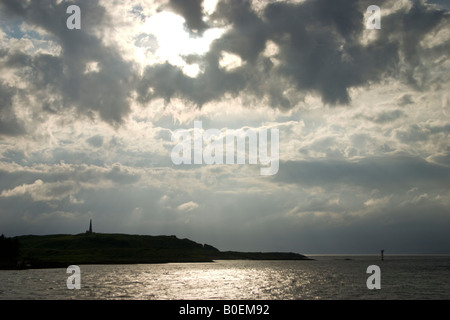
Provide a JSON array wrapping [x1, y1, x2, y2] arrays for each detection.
[[1, 233, 312, 270]]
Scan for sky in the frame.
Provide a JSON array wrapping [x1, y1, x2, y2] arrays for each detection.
[[0, 0, 449, 254]]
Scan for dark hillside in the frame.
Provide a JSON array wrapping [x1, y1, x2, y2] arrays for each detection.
[[2, 233, 310, 269]]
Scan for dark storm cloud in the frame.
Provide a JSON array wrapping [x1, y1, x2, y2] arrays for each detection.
[[212, 0, 267, 62], [262, 0, 368, 105], [136, 60, 246, 107], [0, 0, 135, 126], [275, 154, 450, 191], [0, 0, 448, 125], [374, 0, 450, 89], [169, 0, 209, 33], [279, 201, 450, 253], [137, 0, 448, 110]]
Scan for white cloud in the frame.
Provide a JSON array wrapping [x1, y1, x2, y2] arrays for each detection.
[[0, 179, 80, 202], [364, 196, 391, 207], [176, 201, 199, 212]]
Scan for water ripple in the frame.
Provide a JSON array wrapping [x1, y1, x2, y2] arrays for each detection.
[[1, 256, 449, 300]]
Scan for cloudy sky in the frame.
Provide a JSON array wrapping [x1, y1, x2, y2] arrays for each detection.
[[0, 0, 449, 254]]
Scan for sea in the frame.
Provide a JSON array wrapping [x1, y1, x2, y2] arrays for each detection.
[[1, 255, 449, 300]]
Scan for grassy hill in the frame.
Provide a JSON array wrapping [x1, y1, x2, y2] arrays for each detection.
[[3, 233, 309, 269]]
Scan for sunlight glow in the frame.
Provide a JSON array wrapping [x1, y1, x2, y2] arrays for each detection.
[[204, 0, 219, 15], [219, 51, 243, 71], [143, 11, 225, 73]]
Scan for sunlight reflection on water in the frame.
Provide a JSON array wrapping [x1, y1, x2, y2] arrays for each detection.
[[1, 256, 450, 300]]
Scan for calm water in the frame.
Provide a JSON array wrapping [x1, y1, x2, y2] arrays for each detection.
[[1, 255, 449, 300]]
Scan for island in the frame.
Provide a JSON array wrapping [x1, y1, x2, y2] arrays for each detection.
[[1, 233, 311, 269]]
